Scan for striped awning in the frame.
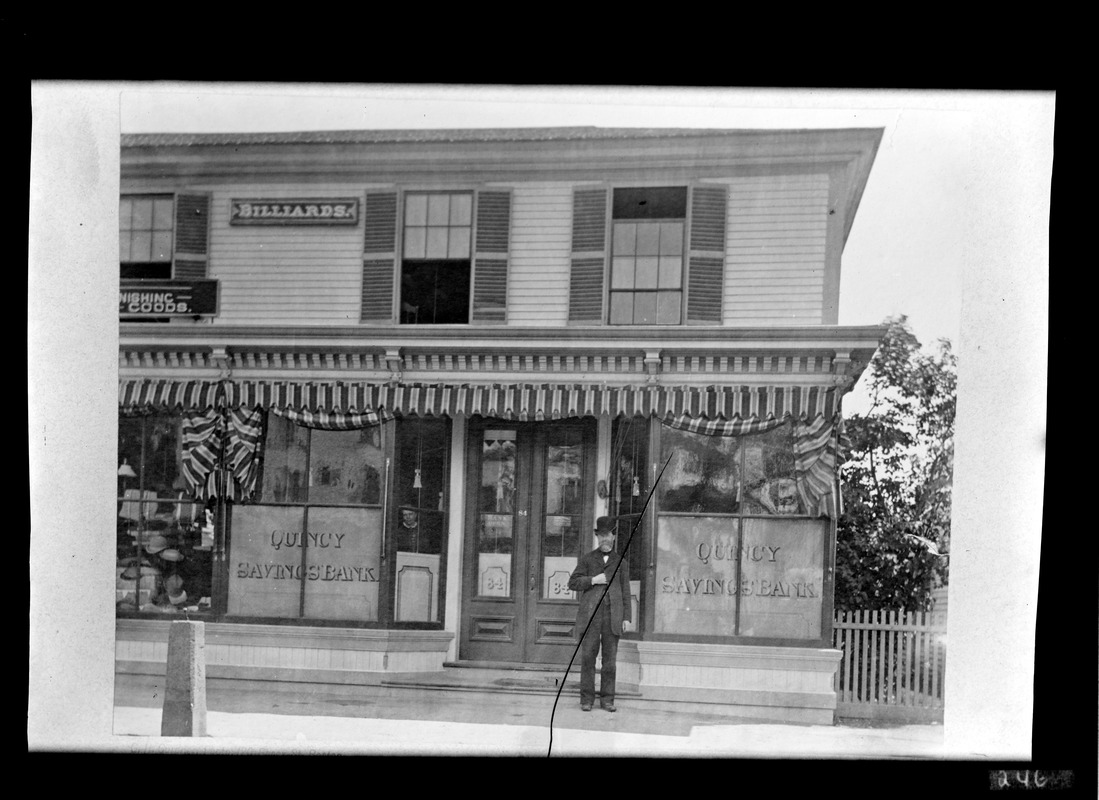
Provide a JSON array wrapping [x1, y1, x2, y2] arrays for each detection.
[[118, 379, 840, 421]]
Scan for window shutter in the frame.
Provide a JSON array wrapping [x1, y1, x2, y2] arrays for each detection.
[[686, 185, 727, 324], [361, 192, 398, 323], [568, 188, 608, 323], [173, 193, 210, 280], [472, 191, 511, 324]]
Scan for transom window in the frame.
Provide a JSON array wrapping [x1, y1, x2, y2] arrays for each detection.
[[120, 195, 174, 280], [609, 187, 686, 325], [401, 192, 473, 324]]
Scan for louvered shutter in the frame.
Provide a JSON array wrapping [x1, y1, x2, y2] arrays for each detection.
[[568, 188, 608, 323], [360, 192, 398, 323], [173, 193, 211, 280], [686, 185, 728, 324], [471, 191, 511, 324]]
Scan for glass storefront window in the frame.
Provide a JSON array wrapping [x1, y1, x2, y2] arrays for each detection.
[[393, 417, 449, 622], [116, 414, 214, 616], [652, 421, 827, 642], [658, 425, 741, 514], [739, 425, 803, 516], [229, 417, 387, 622]]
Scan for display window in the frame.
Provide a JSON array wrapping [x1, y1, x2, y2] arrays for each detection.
[[116, 414, 215, 615], [651, 422, 830, 644]]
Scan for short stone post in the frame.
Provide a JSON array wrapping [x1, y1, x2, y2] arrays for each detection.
[[161, 620, 208, 737]]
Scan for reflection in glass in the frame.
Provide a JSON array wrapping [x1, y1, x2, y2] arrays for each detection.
[[739, 425, 802, 515], [260, 416, 309, 503], [541, 429, 583, 599], [309, 427, 384, 506], [658, 426, 741, 514]]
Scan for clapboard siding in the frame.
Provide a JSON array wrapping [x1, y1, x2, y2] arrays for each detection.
[[207, 188, 372, 325], [717, 174, 830, 326], [505, 183, 573, 326]]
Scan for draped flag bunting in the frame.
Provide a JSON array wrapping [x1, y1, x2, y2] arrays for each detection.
[[270, 407, 395, 430], [178, 407, 265, 502]]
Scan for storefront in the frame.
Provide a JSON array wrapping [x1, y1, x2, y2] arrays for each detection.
[[115, 126, 884, 722]]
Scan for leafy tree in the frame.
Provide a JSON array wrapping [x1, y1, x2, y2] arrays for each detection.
[[835, 315, 955, 611]]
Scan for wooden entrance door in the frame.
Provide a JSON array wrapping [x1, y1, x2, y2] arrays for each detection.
[[460, 418, 596, 664]]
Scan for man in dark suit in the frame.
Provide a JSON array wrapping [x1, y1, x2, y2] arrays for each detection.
[[568, 516, 631, 712]]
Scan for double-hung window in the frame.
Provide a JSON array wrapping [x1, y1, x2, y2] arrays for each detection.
[[120, 195, 174, 280], [400, 191, 473, 324], [609, 187, 687, 325]]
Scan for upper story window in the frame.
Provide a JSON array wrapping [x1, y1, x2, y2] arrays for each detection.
[[120, 195, 174, 280], [609, 187, 687, 325], [401, 192, 473, 324]]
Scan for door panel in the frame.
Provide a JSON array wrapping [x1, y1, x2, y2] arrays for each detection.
[[461, 418, 595, 664]]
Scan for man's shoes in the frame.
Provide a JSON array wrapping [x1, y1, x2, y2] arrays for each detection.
[[580, 702, 592, 712], [600, 701, 617, 713]]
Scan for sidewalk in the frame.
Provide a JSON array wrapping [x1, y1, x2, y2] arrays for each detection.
[[109, 674, 952, 758]]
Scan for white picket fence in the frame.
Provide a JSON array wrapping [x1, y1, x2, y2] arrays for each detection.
[[832, 609, 947, 722]]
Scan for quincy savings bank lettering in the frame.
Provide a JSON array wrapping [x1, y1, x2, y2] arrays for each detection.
[[230, 198, 359, 225], [235, 528, 380, 582]]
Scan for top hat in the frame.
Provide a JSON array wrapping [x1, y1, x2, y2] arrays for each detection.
[[594, 516, 616, 535]]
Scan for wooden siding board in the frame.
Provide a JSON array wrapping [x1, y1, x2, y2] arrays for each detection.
[[722, 174, 829, 325], [507, 184, 572, 325]]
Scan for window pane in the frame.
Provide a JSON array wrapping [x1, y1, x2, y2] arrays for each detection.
[[447, 227, 471, 258], [153, 198, 174, 230], [660, 222, 684, 254], [427, 194, 450, 225], [119, 233, 132, 262], [425, 227, 449, 258], [635, 256, 658, 289], [405, 194, 427, 225], [303, 506, 382, 622], [152, 231, 173, 262], [450, 193, 472, 225], [656, 291, 682, 324], [740, 425, 803, 515], [132, 199, 153, 230], [609, 292, 633, 324], [260, 415, 310, 503], [130, 232, 152, 262], [633, 292, 657, 324], [120, 198, 133, 232], [308, 427, 385, 506], [613, 223, 636, 255], [478, 430, 516, 598], [636, 223, 660, 255], [117, 414, 215, 616], [659, 256, 682, 289], [404, 227, 426, 259], [611, 257, 634, 289], [658, 426, 741, 513]]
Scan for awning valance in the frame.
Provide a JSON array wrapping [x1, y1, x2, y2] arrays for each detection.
[[119, 379, 840, 421]]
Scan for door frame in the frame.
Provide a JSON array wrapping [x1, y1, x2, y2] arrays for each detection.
[[458, 416, 597, 664]]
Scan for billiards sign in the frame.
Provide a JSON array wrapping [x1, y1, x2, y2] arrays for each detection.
[[230, 198, 359, 225]]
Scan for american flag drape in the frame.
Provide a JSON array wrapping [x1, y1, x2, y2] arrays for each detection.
[[179, 407, 265, 502]]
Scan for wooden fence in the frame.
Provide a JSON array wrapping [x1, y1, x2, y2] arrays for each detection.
[[832, 609, 947, 722]]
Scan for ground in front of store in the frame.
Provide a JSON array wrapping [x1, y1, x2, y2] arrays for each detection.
[[110, 672, 950, 758]]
